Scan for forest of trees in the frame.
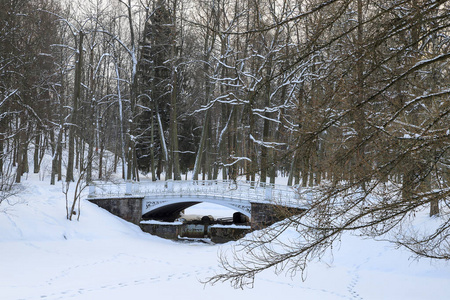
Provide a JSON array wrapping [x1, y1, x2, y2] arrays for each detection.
[[1, 0, 450, 286]]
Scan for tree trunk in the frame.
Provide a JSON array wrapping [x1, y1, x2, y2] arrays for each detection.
[[150, 107, 156, 181], [67, 32, 84, 182], [170, 68, 181, 180], [430, 200, 439, 217], [193, 110, 210, 180], [33, 133, 40, 173], [248, 93, 256, 182], [0, 117, 4, 175], [156, 110, 169, 179], [15, 132, 23, 183], [98, 144, 104, 180], [51, 127, 63, 185]]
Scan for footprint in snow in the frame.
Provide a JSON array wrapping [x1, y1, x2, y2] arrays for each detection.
[[347, 273, 363, 300]]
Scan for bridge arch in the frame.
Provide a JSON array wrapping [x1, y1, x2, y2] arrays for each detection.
[[142, 196, 251, 222]]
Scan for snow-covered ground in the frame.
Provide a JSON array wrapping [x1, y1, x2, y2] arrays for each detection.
[[1, 173, 450, 300]]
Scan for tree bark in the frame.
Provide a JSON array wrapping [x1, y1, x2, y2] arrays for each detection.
[[67, 32, 84, 182], [33, 132, 40, 173]]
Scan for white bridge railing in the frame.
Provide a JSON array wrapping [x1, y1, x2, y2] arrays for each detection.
[[87, 180, 308, 208]]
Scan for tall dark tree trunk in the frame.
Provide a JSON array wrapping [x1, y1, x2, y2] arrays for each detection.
[[150, 107, 156, 181], [170, 67, 181, 180], [15, 117, 28, 183], [260, 44, 274, 184], [193, 109, 210, 180], [67, 32, 84, 182], [247, 93, 256, 182], [0, 117, 4, 175], [354, 0, 366, 190], [33, 132, 40, 173], [51, 127, 63, 185]]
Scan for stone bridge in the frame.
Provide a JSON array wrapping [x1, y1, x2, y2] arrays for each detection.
[[86, 180, 308, 230]]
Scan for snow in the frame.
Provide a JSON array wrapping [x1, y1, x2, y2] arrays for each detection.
[[1, 174, 450, 300], [210, 224, 251, 229], [140, 220, 183, 225]]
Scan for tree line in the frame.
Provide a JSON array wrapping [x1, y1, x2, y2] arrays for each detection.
[[1, 0, 450, 282]]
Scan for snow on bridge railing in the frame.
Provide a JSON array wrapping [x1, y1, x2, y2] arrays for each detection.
[[87, 180, 310, 208]]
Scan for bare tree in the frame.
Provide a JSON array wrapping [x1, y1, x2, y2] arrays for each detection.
[[206, 0, 450, 288]]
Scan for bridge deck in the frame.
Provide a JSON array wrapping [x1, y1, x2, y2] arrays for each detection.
[[87, 180, 309, 209]]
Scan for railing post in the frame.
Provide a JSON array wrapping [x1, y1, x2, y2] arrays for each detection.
[[88, 184, 96, 197], [166, 180, 174, 192], [265, 187, 273, 201], [125, 181, 132, 195]]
